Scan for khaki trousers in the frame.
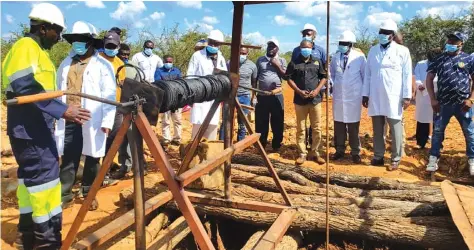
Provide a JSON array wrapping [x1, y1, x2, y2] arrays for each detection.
[[161, 109, 182, 142], [295, 103, 322, 157]]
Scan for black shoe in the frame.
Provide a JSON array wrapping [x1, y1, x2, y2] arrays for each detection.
[[113, 169, 128, 180], [352, 155, 362, 164], [371, 158, 384, 166], [331, 152, 344, 161]]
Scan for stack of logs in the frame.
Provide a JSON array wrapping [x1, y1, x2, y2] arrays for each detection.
[[119, 153, 467, 249]]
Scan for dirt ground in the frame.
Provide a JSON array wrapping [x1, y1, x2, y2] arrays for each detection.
[[1, 84, 472, 249]]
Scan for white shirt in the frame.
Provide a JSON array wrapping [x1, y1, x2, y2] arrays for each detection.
[[330, 49, 366, 123], [131, 52, 163, 83], [414, 60, 438, 123], [187, 49, 227, 125], [362, 42, 412, 120]]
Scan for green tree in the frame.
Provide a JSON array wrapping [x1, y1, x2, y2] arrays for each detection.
[[462, 2, 474, 54]]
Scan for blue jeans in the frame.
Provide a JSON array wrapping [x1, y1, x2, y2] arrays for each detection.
[[219, 94, 251, 141], [430, 104, 474, 158]]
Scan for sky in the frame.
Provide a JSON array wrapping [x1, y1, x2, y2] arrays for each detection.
[[1, 0, 473, 53]]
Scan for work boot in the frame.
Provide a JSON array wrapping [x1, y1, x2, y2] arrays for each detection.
[[371, 158, 384, 166], [352, 155, 362, 164], [468, 158, 474, 176], [313, 156, 326, 165], [295, 154, 306, 165], [387, 161, 400, 171], [331, 152, 344, 161], [426, 155, 439, 172]]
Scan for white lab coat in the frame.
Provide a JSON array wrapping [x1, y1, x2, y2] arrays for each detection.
[[330, 49, 366, 123], [414, 60, 438, 123], [55, 51, 117, 158], [187, 49, 227, 125], [131, 52, 163, 83], [362, 42, 412, 120]]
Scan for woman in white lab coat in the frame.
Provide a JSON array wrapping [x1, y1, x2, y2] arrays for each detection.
[[55, 21, 116, 209], [187, 30, 227, 140], [330, 31, 367, 163], [413, 48, 442, 148]]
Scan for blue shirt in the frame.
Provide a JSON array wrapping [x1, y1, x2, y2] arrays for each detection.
[[427, 52, 474, 105], [291, 43, 327, 64], [154, 66, 182, 82]]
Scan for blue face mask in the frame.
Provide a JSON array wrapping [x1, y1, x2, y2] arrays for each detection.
[[445, 44, 459, 53], [240, 55, 247, 63], [72, 42, 89, 56], [144, 48, 153, 56], [164, 63, 173, 69], [338, 45, 349, 54], [378, 34, 390, 45], [300, 48, 312, 58], [122, 58, 129, 64], [206, 45, 219, 54], [104, 48, 118, 57], [302, 36, 313, 42]]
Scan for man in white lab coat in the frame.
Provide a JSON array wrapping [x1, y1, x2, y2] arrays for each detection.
[[131, 40, 163, 83], [330, 31, 366, 164], [362, 19, 412, 171], [187, 30, 227, 140], [56, 21, 116, 210]]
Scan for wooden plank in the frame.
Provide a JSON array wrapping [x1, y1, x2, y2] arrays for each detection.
[[177, 134, 260, 187], [135, 111, 215, 250], [147, 216, 191, 250], [240, 104, 255, 111], [440, 180, 474, 250], [177, 100, 220, 175], [185, 191, 286, 213], [252, 209, 297, 250], [235, 99, 293, 206], [221, 42, 261, 49], [61, 115, 132, 250], [74, 191, 173, 250]]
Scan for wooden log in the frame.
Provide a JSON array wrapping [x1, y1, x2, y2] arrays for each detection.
[[241, 231, 302, 250], [231, 169, 444, 203], [204, 221, 226, 250], [167, 203, 465, 249], [146, 213, 169, 244], [231, 154, 437, 190], [147, 216, 192, 250]]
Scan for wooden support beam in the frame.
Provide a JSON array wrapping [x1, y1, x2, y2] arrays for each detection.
[[235, 99, 293, 207], [61, 115, 132, 250], [177, 133, 260, 187], [178, 100, 221, 175], [240, 104, 255, 111], [185, 191, 287, 213], [74, 191, 173, 250], [135, 111, 215, 250], [252, 209, 297, 250], [221, 42, 261, 49]]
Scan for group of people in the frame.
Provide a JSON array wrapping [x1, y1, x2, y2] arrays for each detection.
[[3, 2, 474, 249]]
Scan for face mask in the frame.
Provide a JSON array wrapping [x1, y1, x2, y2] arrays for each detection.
[[122, 58, 129, 64], [378, 34, 390, 45], [445, 44, 459, 53], [144, 48, 153, 56], [72, 42, 89, 56], [338, 45, 349, 54], [300, 48, 312, 58], [302, 36, 313, 42], [164, 63, 173, 69], [104, 48, 118, 57], [240, 55, 247, 63], [206, 45, 219, 54]]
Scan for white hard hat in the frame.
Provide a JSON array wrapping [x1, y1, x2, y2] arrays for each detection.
[[29, 3, 66, 29], [338, 30, 356, 43], [208, 30, 224, 43], [301, 23, 317, 34], [267, 38, 280, 48], [62, 21, 100, 43], [380, 19, 398, 32]]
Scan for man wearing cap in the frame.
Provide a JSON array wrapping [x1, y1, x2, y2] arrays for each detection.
[[330, 30, 366, 164], [187, 30, 227, 140], [195, 38, 208, 51], [362, 19, 412, 171], [2, 3, 91, 249], [255, 39, 287, 151], [425, 32, 474, 176], [131, 40, 163, 83], [56, 21, 116, 210], [291, 23, 327, 63], [100, 31, 132, 182]]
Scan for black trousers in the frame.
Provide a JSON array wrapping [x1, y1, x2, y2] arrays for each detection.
[[59, 122, 100, 202], [416, 122, 431, 148], [105, 112, 132, 173], [255, 95, 284, 149]]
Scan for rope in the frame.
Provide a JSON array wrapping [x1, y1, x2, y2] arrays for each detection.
[[155, 73, 232, 113]]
